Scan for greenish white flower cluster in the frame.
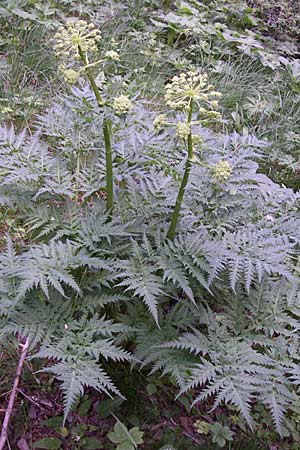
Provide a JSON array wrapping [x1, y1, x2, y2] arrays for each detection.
[[112, 95, 133, 115], [212, 160, 232, 182], [176, 122, 190, 140], [153, 114, 166, 131], [165, 71, 221, 111], [105, 50, 120, 61], [60, 67, 80, 84], [152, 71, 221, 145], [198, 107, 221, 120], [53, 21, 132, 115], [54, 20, 101, 59], [192, 134, 203, 145]]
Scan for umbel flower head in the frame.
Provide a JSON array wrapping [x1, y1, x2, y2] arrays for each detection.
[[105, 50, 120, 61], [192, 134, 203, 146], [199, 107, 221, 121], [165, 71, 221, 110], [112, 95, 133, 115], [62, 68, 80, 84], [212, 160, 232, 182], [54, 20, 101, 59], [153, 114, 166, 131], [176, 122, 190, 140]]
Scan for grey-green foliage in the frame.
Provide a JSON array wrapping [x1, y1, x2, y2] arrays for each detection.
[[35, 315, 132, 422], [0, 85, 300, 435]]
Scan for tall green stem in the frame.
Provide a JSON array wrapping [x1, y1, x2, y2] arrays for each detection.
[[167, 99, 194, 240], [103, 119, 113, 216], [78, 46, 114, 216], [78, 46, 104, 106]]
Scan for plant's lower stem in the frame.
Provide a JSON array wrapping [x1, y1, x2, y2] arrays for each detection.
[[75, 154, 80, 204], [167, 99, 194, 240], [78, 46, 114, 217], [166, 152, 192, 240]]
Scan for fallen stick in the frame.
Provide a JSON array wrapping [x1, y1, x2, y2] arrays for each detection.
[[0, 338, 29, 450]]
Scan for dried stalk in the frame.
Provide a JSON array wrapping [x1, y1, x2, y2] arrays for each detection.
[[0, 338, 29, 450]]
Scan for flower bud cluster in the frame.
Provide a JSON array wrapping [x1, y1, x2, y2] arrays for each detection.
[[60, 67, 80, 84], [199, 107, 221, 120], [212, 160, 232, 182], [153, 114, 166, 131], [105, 50, 120, 61], [54, 20, 101, 59], [192, 134, 203, 145], [112, 95, 133, 115], [176, 122, 190, 140]]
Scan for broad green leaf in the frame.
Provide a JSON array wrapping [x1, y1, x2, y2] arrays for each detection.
[[129, 428, 144, 445], [97, 398, 124, 418], [32, 437, 61, 449], [41, 417, 63, 433], [81, 437, 103, 449], [117, 444, 134, 450], [108, 419, 144, 448], [146, 383, 157, 395], [78, 398, 92, 416], [108, 421, 126, 444]]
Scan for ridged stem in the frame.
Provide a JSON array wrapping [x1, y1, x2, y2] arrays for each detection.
[[78, 46, 104, 106], [78, 46, 113, 217], [167, 99, 194, 240], [103, 119, 113, 217]]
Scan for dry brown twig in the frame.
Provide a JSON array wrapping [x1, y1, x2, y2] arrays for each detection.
[[0, 338, 29, 450]]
